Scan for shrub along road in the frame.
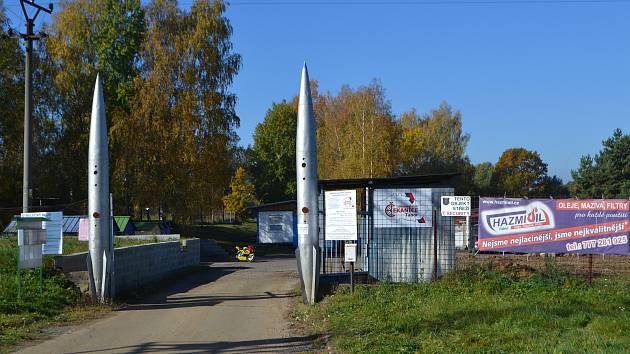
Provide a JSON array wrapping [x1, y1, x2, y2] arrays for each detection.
[[16, 257, 313, 354]]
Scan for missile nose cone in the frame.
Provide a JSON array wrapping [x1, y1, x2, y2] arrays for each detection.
[[299, 64, 311, 102], [89, 73, 108, 159], [92, 74, 104, 114]]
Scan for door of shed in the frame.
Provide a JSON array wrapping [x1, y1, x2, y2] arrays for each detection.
[[257, 211, 297, 246]]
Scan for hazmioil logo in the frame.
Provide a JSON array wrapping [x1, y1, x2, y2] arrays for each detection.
[[482, 202, 555, 236]]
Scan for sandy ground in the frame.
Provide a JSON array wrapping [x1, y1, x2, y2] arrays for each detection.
[[16, 257, 315, 354]]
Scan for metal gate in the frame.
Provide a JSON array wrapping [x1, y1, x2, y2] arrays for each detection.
[[319, 183, 456, 282], [319, 187, 370, 274]]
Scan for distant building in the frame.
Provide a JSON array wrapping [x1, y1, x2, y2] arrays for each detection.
[[3, 215, 84, 236], [114, 216, 135, 235], [250, 200, 297, 247]]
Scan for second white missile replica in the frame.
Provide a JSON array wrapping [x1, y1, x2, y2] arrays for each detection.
[[88, 74, 112, 302], [296, 63, 320, 304]]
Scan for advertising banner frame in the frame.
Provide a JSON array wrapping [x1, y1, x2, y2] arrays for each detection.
[[478, 198, 629, 255]]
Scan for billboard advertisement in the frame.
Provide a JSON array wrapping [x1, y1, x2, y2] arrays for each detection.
[[374, 188, 432, 228], [478, 198, 629, 255]]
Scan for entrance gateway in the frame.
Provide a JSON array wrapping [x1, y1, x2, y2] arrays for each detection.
[[318, 173, 458, 283]]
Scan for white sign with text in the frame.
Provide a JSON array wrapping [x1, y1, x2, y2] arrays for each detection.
[[325, 190, 358, 240], [440, 196, 471, 217], [344, 243, 357, 262]]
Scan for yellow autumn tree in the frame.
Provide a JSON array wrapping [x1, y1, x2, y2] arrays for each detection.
[[316, 80, 398, 179], [398, 102, 470, 175], [223, 167, 256, 219]]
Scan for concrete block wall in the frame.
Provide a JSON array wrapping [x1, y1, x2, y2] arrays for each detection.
[[116, 234, 180, 241], [54, 239, 200, 297]]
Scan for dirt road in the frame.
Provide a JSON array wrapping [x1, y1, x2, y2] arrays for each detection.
[[17, 257, 314, 353]]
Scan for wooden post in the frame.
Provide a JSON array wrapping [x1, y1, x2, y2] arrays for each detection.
[[350, 262, 354, 294], [39, 266, 43, 295], [432, 209, 437, 281], [588, 254, 593, 285], [16, 245, 21, 302]]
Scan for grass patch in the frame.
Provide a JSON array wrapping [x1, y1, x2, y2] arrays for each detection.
[[180, 221, 294, 257], [0, 239, 112, 352], [294, 263, 630, 353]]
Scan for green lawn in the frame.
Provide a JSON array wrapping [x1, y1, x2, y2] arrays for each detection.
[[294, 263, 630, 353], [0, 246, 107, 351]]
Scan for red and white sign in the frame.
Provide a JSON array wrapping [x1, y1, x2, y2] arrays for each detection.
[[374, 188, 432, 228]]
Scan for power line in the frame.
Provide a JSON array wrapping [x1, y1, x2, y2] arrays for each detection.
[[2, 5, 25, 28], [33, 0, 630, 8], [226, 0, 630, 5], [0, 199, 87, 211]]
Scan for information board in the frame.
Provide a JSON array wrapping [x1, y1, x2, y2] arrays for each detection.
[[21, 212, 63, 255], [258, 211, 294, 244], [325, 190, 358, 240], [16, 217, 46, 269], [19, 244, 43, 269]]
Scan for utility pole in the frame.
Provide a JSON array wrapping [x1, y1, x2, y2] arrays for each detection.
[[15, 0, 53, 213]]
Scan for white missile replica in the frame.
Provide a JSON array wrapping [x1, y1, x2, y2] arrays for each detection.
[[296, 63, 320, 304], [88, 74, 112, 302]]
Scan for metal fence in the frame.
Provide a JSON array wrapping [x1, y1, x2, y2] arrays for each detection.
[[456, 251, 630, 280], [196, 209, 237, 224], [319, 186, 456, 282], [320, 193, 629, 283]]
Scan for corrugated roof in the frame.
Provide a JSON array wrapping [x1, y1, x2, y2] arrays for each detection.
[[2, 219, 16, 234], [3, 215, 85, 234], [62, 216, 84, 234], [2, 215, 127, 235], [249, 200, 296, 212], [319, 173, 459, 188]]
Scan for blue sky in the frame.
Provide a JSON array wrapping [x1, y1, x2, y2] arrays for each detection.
[[5, 0, 630, 181]]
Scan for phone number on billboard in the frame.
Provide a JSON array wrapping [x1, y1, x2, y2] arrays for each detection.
[[565, 235, 628, 252]]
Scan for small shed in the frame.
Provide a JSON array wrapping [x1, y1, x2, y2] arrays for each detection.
[[319, 173, 458, 282], [114, 216, 135, 235], [62, 216, 83, 235], [250, 200, 297, 247]]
